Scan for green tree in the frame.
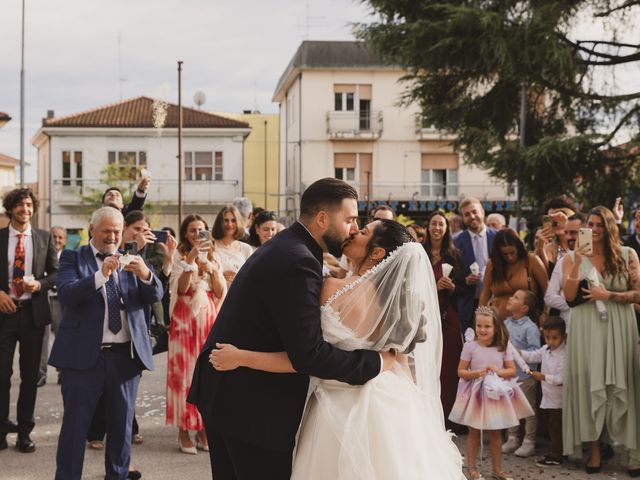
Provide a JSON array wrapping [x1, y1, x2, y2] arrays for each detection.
[[358, 0, 640, 211]]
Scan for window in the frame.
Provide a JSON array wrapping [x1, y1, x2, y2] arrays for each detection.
[[108, 151, 147, 179], [421, 169, 459, 197], [184, 151, 223, 181], [62, 150, 83, 186], [334, 92, 355, 111], [334, 167, 355, 181], [359, 99, 371, 130], [214, 151, 223, 181], [420, 153, 459, 197]]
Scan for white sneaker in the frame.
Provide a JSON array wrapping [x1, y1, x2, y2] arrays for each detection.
[[514, 439, 536, 457], [501, 436, 520, 454]]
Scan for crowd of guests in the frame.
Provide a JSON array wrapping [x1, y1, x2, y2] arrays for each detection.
[[2, 180, 640, 480], [409, 195, 640, 480]]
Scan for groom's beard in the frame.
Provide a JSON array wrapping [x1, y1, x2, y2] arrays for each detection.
[[323, 229, 347, 258]]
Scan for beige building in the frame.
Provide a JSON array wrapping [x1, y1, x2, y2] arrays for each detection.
[[272, 41, 514, 221], [216, 111, 280, 212]]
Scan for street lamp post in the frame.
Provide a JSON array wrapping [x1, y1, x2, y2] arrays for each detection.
[[20, 0, 26, 186], [177, 61, 184, 224]]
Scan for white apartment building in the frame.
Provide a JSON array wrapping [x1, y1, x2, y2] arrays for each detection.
[[31, 97, 250, 238], [272, 41, 515, 220]]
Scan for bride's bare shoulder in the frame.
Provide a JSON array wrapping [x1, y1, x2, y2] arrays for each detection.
[[320, 276, 350, 305]]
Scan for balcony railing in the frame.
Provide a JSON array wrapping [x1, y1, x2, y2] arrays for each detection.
[[52, 178, 241, 206], [414, 115, 457, 141], [326, 111, 383, 140], [302, 181, 515, 203]]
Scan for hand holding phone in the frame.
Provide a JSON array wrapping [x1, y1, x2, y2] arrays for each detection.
[[578, 228, 593, 256], [151, 230, 168, 244], [197, 230, 212, 260]]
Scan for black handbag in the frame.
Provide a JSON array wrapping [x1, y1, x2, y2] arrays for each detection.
[[566, 279, 589, 308]]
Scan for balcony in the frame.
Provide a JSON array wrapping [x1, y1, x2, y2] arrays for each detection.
[[414, 116, 456, 141], [302, 180, 515, 204], [52, 178, 241, 206], [326, 111, 383, 140]]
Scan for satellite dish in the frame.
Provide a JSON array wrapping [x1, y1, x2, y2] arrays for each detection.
[[193, 91, 206, 109]]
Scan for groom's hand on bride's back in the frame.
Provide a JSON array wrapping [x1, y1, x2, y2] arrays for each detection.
[[381, 350, 397, 372]]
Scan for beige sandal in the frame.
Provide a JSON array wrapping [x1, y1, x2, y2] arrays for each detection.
[[492, 472, 514, 480], [467, 469, 484, 480]]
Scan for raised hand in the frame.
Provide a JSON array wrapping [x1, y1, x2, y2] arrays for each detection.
[[613, 197, 624, 222], [135, 228, 156, 252]]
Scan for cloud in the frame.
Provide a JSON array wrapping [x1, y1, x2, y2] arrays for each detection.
[[0, 0, 371, 180]]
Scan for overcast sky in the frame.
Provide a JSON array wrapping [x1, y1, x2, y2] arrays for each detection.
[[0, 0, 372, 181], [1, 1, 638, 183]]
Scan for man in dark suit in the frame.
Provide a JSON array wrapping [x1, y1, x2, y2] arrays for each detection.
[[0, 188, 58, 452], [102, 175, 150, 217], [49, 207, 162, 480], [454, 197, 497, 331], [188, 178, 394, 480]]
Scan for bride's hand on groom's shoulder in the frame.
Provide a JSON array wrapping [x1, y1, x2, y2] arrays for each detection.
[[209, 343, 242, 371]]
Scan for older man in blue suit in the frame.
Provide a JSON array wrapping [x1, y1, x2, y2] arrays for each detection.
[[49, 207, 163, 480], [454, 197, 497, 332]]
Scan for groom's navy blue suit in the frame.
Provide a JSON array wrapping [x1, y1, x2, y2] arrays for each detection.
[[188, 221, 381, 479]]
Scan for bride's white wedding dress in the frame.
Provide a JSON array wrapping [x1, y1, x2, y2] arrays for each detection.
[[291, 244, 465, 479]]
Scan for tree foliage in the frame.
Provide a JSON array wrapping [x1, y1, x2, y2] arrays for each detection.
[[358, 0, 640, 211], [82, 161, 146, 210]]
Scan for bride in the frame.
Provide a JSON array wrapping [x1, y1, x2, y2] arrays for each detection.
[[210, 219, 464, 479]]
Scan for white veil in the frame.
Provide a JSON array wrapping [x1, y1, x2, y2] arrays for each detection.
[[307, 242, 462, 478], [324, 240, 445, 407]]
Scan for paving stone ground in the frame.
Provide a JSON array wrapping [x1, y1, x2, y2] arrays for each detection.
[[1, 352, 631, 479]]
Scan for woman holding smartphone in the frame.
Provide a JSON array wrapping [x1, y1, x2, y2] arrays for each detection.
[[166, 214, 226, 454], [562, 206, 640, 476], [212, 205, 253, 285]]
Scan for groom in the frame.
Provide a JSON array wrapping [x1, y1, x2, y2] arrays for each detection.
[[188, 178, 394, 479]]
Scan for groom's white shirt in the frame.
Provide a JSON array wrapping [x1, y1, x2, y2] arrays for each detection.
[[297, 221, 384, 376]]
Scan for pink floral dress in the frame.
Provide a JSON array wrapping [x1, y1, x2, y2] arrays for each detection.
[[166, 253, 219, 430]]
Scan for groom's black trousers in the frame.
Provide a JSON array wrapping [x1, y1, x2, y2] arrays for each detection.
[[204, 395, 293, 480]]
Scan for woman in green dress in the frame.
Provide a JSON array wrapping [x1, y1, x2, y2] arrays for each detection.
[[563, 206, 640, 476]]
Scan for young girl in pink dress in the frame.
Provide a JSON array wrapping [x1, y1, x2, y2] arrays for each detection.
[[449, 306, 534, 480]]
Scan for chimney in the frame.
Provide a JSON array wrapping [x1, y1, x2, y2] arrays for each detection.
[[43, 109, 55, 125]]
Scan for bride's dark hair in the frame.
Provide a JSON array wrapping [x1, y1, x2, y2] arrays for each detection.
[[357, 219, 414, 273]]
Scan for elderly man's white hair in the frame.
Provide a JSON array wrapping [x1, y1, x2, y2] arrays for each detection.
[[90, 206, 124, 226], [486, 212, 506, 228], [232, 197, 253, 220]]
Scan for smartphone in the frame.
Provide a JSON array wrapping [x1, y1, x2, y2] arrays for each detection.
[[198, 230, 211, 242], [579, 228, 593, 255], [124, 241, 138, 255], [542, 215, 553, 230], [151, 230, 168, 243]]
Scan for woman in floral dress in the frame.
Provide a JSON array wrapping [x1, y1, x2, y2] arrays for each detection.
[[166, 214, 226, 454]]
